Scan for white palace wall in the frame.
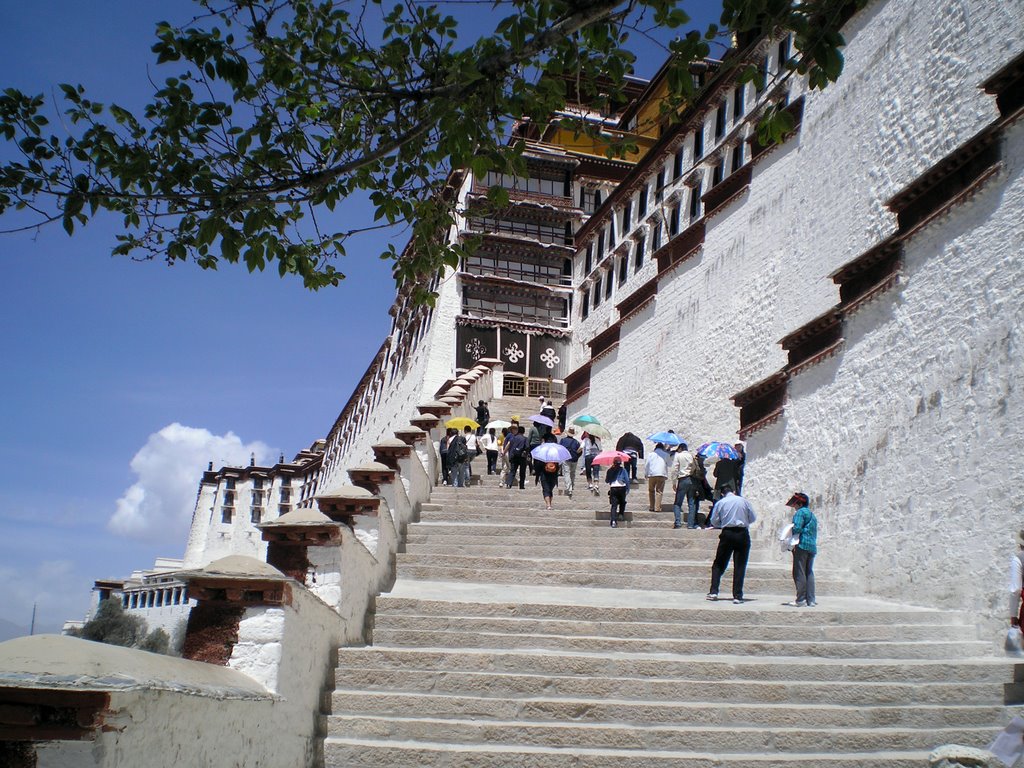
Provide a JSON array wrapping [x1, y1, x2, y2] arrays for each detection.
[[575, 0, 1024, 623]]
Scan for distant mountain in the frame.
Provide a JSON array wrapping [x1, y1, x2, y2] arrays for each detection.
[[0, 618, 28, 642]]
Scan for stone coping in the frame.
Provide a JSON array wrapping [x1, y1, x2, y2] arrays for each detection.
[[393, 426, 427, 435], [349, 461, 395, 473], [373, 438, 410, 449], [182, 555, 289, 582], [0, 635, 273, 700], [258, 508, 337, 528], [317, 485, 376, 500], [418, 400, 450, 409]]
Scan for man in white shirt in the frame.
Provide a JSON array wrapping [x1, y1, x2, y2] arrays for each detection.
[[645, 443, 670, 512], [462, 426, 479, 487], [706, 485, 757, 604]]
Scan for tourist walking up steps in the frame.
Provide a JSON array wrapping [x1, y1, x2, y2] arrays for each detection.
[[462, 426, 479, 487], [670, 442, 701, 530], [559, 427, 582, 498], [706, 485, 757, 603], [475, 400, 490, 436], [538, 434, 560, 511], [606, 458, 631, 528], [481, 428, 499, 475], [448, 429, 468, 488], [504, 426, 529, 490], [645, 443, 670, 512], [582, 431, 602, 490], [784, 492, 818, 607], [616, 432, 644, 482], [438, 428, 453, 486]]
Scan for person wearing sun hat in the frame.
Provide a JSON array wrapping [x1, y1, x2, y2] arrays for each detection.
[[784, 492, 818, 607]]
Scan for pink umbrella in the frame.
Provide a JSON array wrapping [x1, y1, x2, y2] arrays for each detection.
[[590, 450, 632, 466], [527, 414, 555, 427]]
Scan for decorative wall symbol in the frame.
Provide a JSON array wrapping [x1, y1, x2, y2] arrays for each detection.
[[504, 342, 525, 363], [540, 348, 560, 369], [464, 337, 487, 360]]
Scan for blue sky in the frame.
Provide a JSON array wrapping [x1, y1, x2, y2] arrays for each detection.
[[0, 0, 722, 637]]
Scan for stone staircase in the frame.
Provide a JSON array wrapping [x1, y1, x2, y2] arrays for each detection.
[[324, 482, 1014, 766]]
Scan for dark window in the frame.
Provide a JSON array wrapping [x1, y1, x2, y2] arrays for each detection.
[[609, 217, 616, 246], [280, 476, 291, 486], [593, 275, 602, 307], [670, 206, 680, 235], [225, 478, 236, 490], [655, 170, 665, 200], [221, 507, 233, 524], [622, 200, 632, 232], [652, 223, 662, 251], [733, 85, 744, 123], [250, 507, 262, 524], [712, 162, 724, 187], [481, 170, 566, 198], [635, 235, 646, 272], [715, 102, 727, 140], [280, 488, 290, 503], [581, 289, 590, 319], [224, 491, 235, 506], [731, 142, 744, 174], [689, 180, 702, 221], [253, 477, 264, 490], [777, 36, 791, 74], [673, 146, 684, 179], [758, 55, 770, 93], [605, 270, 614, 299], [252, 490, 264, 505], [638, 185, 648, 216], [693, 127, 704, 160], [618, 254, 628, 285], [585, 244, 593, 274], [470, 216, 572, 245], [597, 231, 605, 261], [465, 250, 571, 286]]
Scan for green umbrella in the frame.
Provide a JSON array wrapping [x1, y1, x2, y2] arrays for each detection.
[[572, 414, 601, 426]]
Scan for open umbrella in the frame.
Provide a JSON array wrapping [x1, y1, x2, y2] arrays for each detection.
[[527, 414, 555, 427], [590, 450, 632, 466], [531, 443, 572, 463], [572, 414, 601, 426], [485, 420, 512, 431], [647, 431, 684, 446], [445, 417, 479, 430], [697, 442, 740, 460], [581, 423, 611, 440]]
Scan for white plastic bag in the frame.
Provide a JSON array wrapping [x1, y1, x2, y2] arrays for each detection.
[[778, 523, 800, 553], [1005, 626, 1024, 655]]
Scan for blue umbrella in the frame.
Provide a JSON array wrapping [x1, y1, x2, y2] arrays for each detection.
[[697, 442, 740, 460], [531, 443, 572, 463], [647, 431, 683, 446]]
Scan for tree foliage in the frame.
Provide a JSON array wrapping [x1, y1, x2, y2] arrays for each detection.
[[0, 0, 862, 299], [69, 598, 173, 655]]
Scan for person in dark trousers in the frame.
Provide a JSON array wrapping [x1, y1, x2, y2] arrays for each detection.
[[448, 430, 469, 488], [438, 428, 453, 486], [504, 426, 529, 489], [616, 432, 645, 481], [606, 457, 631, 528], [733, 443, 746, 495], [537, 433, 560, 510], [475, 400, 490, 436], [713, 454, 740, 500], [706, 485, 757, 603], [557, 402, 568, 432], [582, 431, 602, 490], [527, 421, 545, 483], [784, 492, 818, 607]]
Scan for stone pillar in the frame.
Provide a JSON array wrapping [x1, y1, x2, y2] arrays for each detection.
[[258, 509, 344, 611], [478, 357, 504, 399]]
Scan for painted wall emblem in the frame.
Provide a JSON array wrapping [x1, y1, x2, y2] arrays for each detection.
[[464, 337, 487, 360], [540, 348, 560, 369], [504, 342, 525, 363]]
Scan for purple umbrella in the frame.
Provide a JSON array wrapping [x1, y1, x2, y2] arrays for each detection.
[[527, 414, 555, 427], [531, 443, 572, 463]]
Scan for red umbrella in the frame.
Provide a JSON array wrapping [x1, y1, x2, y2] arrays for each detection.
[[590, 450, 632, 466]]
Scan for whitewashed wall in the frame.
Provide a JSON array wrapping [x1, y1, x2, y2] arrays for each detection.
[[574, 0, 1024, 625]]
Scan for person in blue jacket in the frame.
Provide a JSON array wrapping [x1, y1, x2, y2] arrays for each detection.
[[785, 492, 818, 607], [606, 457, 631, 528]]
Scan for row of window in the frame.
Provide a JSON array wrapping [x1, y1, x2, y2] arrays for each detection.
[[481, 171, 570, 198], [579, 36, 792, 284], [464, 253, 572, 286], [462, 289, 570, 328], [469, 216, 574, 246], [121, 586, 188, 610]]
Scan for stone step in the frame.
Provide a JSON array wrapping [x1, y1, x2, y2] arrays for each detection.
[[326, 714, 992, 752], [407, 522, 731, 539], [334, 647, 1011, 683], [392, 565, 856, 593], [404, 541, 723, 559], [367, 628, 988, 659], [324, 738, 933, 768], [372, 597, 972, 626], [371, 614, 979, 642], [329, 690, 1006, 728], [332, 666, 1004, 705]]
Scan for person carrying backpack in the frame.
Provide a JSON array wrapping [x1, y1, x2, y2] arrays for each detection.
[[504, 426, 529, 490], [448, 431, 468, 488], [558, 427, 582, 497], [538, 433, 561, 510]]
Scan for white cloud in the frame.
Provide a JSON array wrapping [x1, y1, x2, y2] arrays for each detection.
[[108, 423, 274, 542]]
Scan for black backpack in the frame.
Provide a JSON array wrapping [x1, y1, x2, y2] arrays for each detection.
[[449, 437, 468, 462]]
